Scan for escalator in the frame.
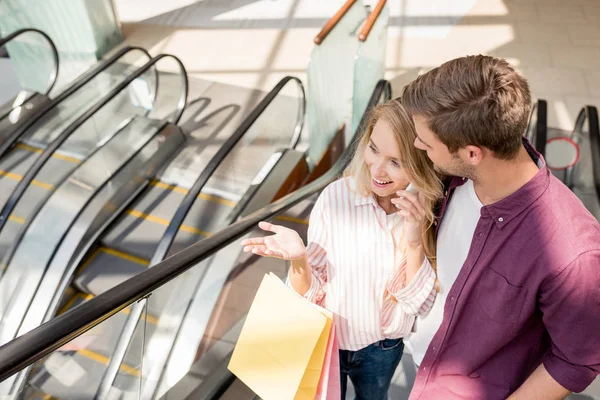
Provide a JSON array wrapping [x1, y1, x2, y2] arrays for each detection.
[[526, 99, 600, 220], [0, 79, 392, 400], [0, 42, 158, 257], [0, 3, 393, 398], [565, 106, 600, 219], [13, 76, 308, 399], [0, 29, 58, 136], [0, 52, 190, 397]]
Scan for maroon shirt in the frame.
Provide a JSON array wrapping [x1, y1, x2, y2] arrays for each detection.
[[409, 142, 600, 399]]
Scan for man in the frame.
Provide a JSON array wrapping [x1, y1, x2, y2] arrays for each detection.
[[401, 55, 600, 399]]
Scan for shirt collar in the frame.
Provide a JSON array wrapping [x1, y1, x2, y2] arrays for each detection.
[[447, 138, 549, 229], [346, 177, 378, 207], [353, 189, 378, 207], [484, 138, 548, 229]]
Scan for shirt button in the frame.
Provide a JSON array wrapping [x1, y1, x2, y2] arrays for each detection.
[[479, 233, 483, 237], [498, 217, 504, 222], [450, 296, 454, 302], [432, 346, 436, 351]]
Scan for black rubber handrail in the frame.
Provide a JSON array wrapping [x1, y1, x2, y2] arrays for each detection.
[[0, 53, 188, 233], [98, 76, 305, 398], [151, 76, 304, 266], [0, 28, 59, 97], [0, 45, 154, 159], [0, 80, 391, 381], [525, 99, 547, 156], [588, 106, 600, 201], [571, 106, 600, 199]]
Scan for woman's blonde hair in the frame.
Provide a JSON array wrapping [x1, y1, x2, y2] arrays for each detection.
[[344, 98, 444, 273]]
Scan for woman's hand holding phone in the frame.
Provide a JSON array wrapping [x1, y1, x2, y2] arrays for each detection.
[[391, 184, 427, 247]]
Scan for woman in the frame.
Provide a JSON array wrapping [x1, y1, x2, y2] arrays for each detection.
[[241, 99, 443, 399]]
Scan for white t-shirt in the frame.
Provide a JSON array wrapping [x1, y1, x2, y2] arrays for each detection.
[[407, 179, 483, 365]]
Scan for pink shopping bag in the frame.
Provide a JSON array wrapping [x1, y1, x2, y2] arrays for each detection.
[[314, 323, 340, 400]]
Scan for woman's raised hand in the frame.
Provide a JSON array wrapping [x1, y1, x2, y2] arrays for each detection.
[[392, 189, 427, 247], [241, 221, 306, 260]]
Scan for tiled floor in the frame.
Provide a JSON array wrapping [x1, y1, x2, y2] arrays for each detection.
[[112, 0, 600, 398], [114, 0, 600, 132]]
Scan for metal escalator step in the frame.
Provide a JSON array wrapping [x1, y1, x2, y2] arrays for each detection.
[[99, 184, 185, 260], [0, 147, 79, 195], [168, 194, 238, 256], [101, 186, 236, 261], [0, 158, 79, 211], [73, 247, 149, 298]]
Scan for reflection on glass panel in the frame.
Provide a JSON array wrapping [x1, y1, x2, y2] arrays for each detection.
[[0, 0, 122, 92], [306, 1, 367, 168], [0, 301, 143, 400], [0, 31, 55, 107], [21, 51, 155, 149], [352, 5, 390, 134]]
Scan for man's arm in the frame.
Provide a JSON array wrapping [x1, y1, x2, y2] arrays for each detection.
[[520, 251, 600, 396], [507, 364, 570, 400]]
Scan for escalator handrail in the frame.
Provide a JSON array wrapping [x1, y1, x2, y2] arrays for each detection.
[[525, 99, 548, 157], [0, 45, 154, 159], [535, 99, 547, 157], [0, 80, 391, 382], [151, 76, 304, 266], [0, 53, 188, 233], [572, 106, 600, 200], [98, 77, 305, 396], [0, 28, 59, 97], [358, 0, 388, 42], [314, 0, 358, 45]]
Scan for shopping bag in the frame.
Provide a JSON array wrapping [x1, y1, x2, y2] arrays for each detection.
[[314, 321, 340, 400], [228, 272, 333, 400]]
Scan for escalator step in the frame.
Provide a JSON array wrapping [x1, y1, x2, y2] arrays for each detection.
[[73, 247, 149, 298], [101, 183, 237, 261]]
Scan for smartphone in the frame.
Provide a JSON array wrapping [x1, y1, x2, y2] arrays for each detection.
[[405, 183, 418, 194]]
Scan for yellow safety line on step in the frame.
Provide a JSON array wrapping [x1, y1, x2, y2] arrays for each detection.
[[126, 209, 212, 237], [16, 143, 80, 164], [0, 170, 53, 190], [78, 349, 139, 377], [150, 180, 237, 208], [275, 215, 309, 225], [76, 248, 101, 275], [100, 247, 149, 266], [8, 215, 25, 224]]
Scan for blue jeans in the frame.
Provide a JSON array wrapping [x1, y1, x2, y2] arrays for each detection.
[[339, 338, 404, 400]]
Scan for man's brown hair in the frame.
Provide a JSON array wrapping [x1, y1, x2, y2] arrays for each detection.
[[401, 55, 532, 160]]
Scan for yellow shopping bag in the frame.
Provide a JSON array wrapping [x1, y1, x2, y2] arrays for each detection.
[[228, 272, 332, 400]]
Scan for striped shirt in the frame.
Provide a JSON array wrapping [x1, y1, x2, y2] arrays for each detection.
[[289, 177, 437, 351]]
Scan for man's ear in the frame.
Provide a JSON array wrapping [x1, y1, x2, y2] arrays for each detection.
[[462, 145, 484, 166]]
